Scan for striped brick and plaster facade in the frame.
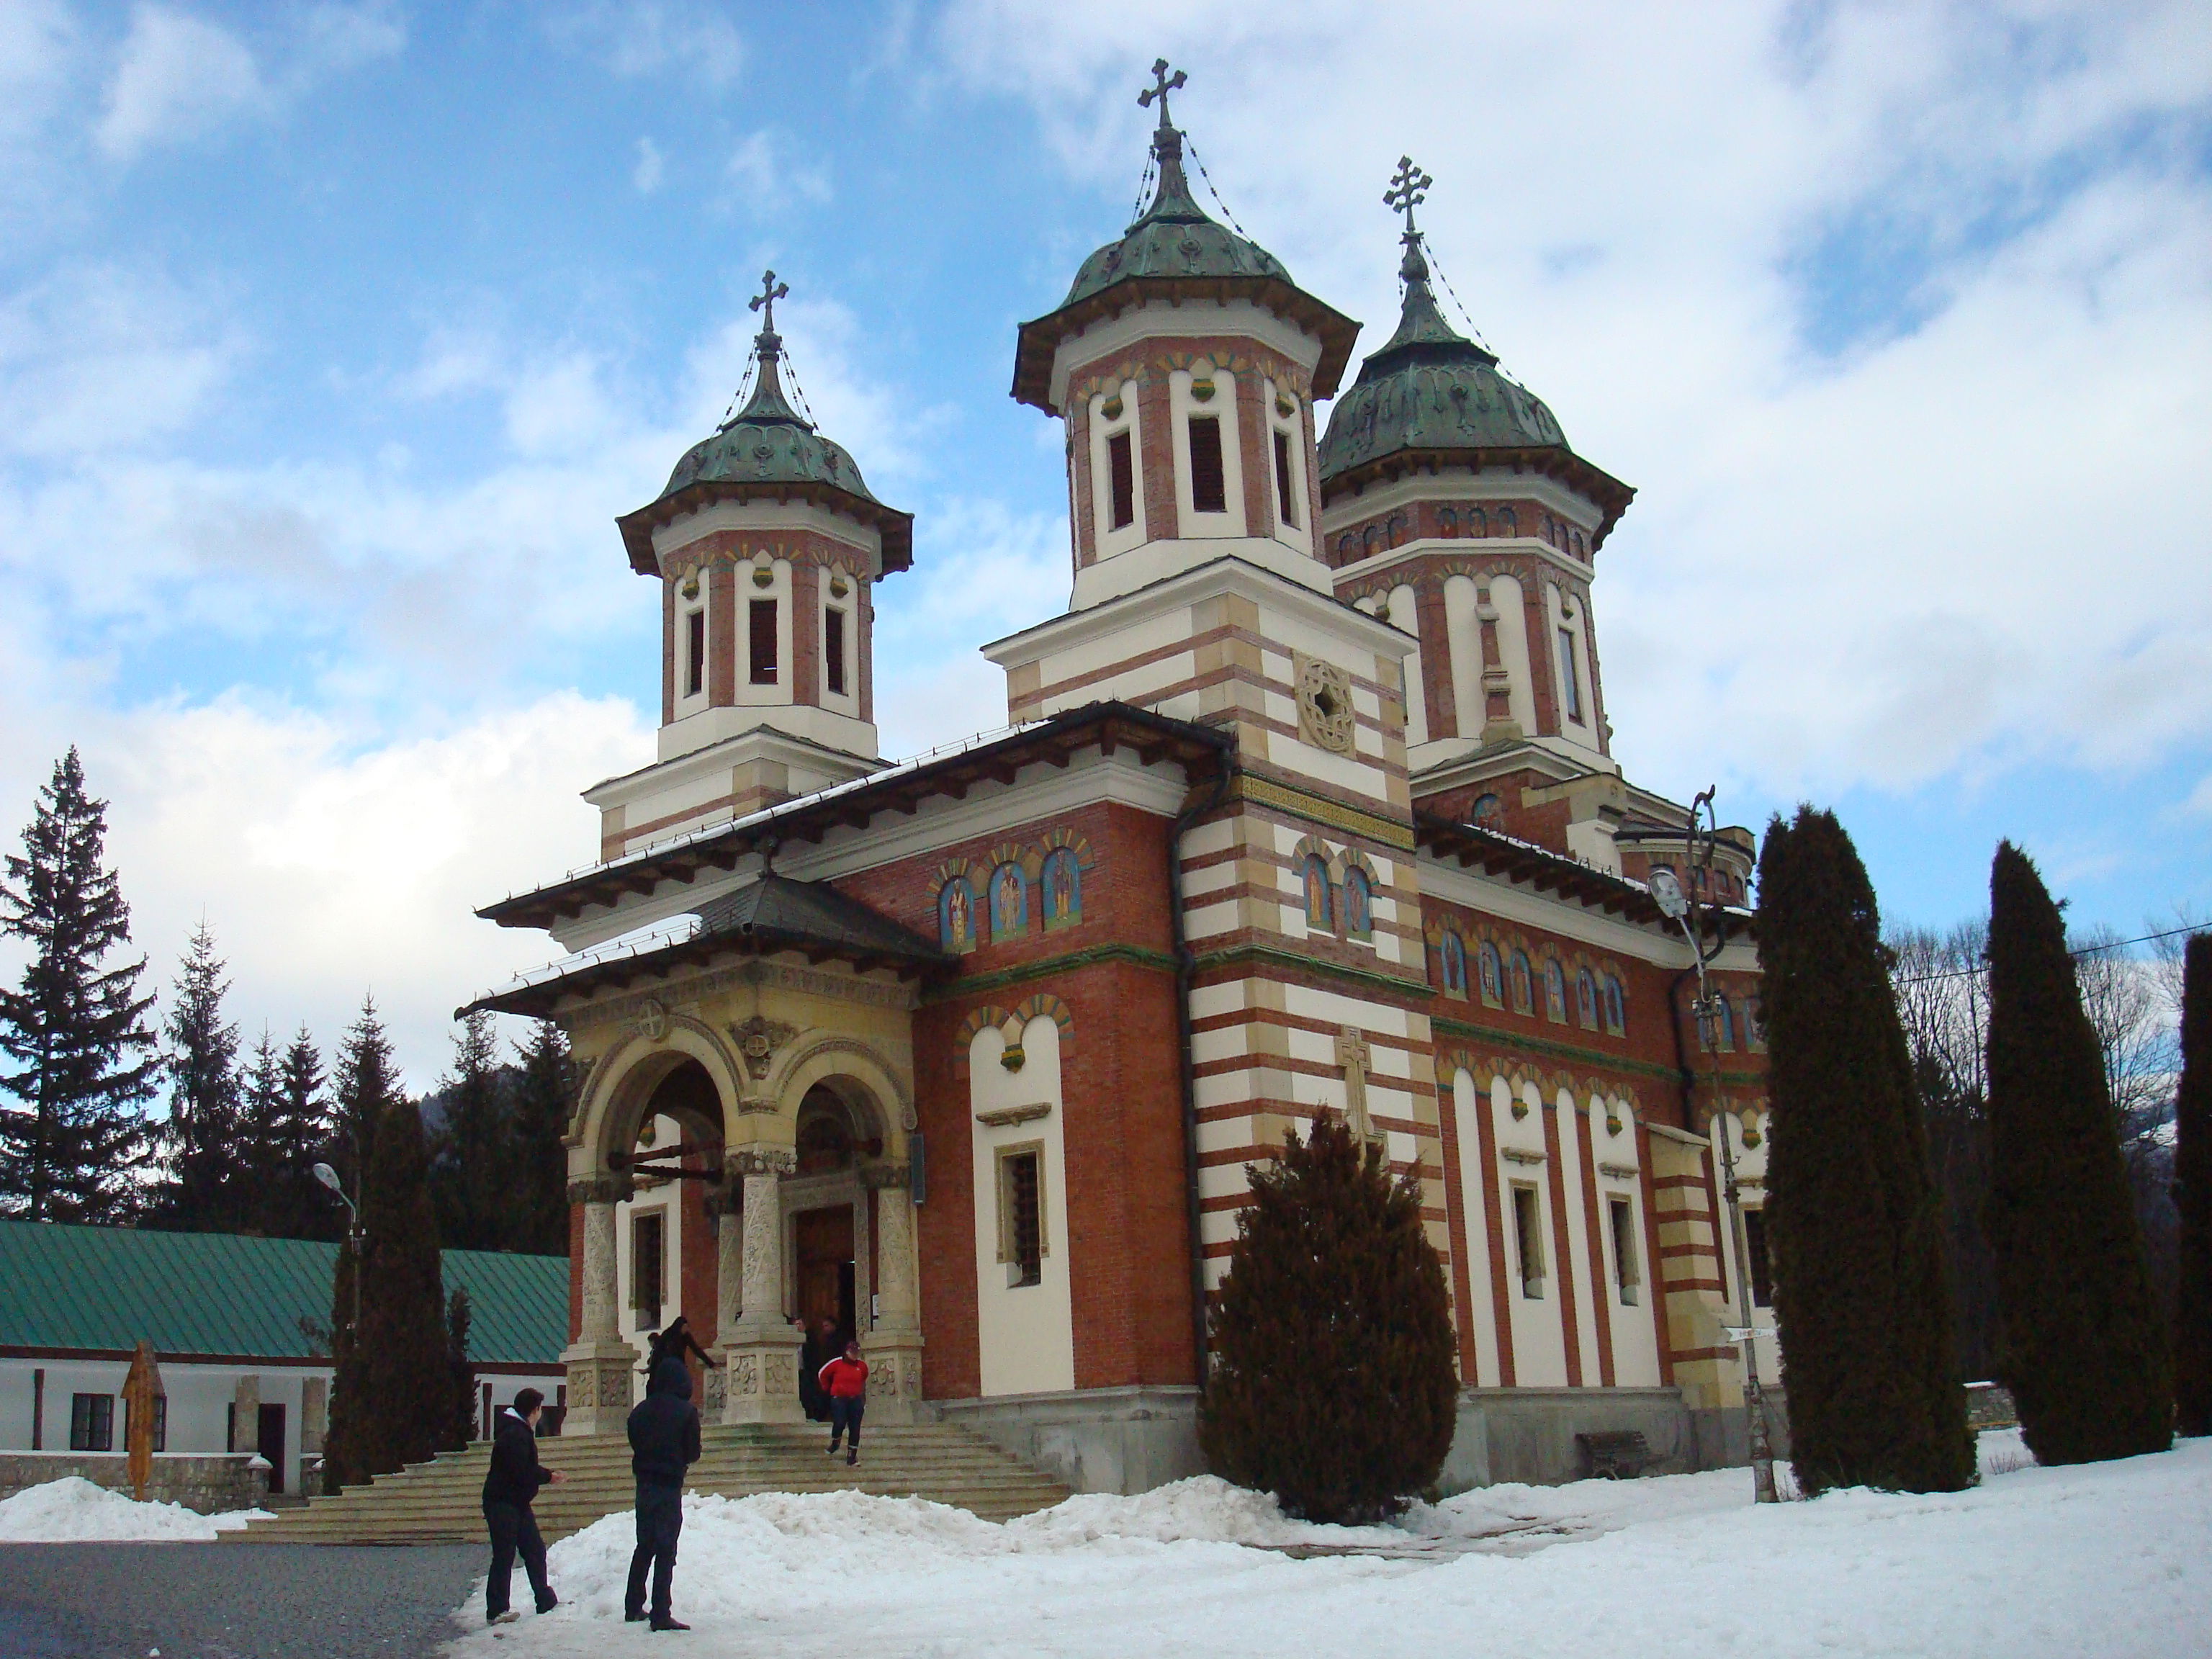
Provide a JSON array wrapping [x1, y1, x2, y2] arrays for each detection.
[[470, 105, 1775, 1495]]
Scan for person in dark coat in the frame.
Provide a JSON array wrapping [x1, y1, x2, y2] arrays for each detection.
[[648, 1315, 713, 1374], [625, 1354, 702, 1631], [481, 1387, 565, 1626], [799, 1316, 840, 1421]]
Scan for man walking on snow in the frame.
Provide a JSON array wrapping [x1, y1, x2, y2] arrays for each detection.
[[626, 1354, 701, 1631], [820, 1339, 869, 1465], [482, 1387, 565, 1626]]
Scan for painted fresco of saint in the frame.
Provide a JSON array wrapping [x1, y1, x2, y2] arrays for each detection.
[[1344, 870, 1372, 938], [940, 878, 974, 952], [992, 864, 1025, 939], [1511, 950, 1534, 1013], [1043, 849, 1079, 925], [1479, 942, 1503, 1004], [1442, 932, 1467, 996], [1304, 858, 1332, 930]]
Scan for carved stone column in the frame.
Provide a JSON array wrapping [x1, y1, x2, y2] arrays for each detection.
[[1475, 586, 1524, 745], [560, 1175, 638, 1437], [718, 1148, 804, 1424], [861, 1162, 925, 1424], [702, 1184, 742, 1422]]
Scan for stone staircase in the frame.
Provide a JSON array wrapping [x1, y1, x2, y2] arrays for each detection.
[[224, 1423, 1071, 1545]]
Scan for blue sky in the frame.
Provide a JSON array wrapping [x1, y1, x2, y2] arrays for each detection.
[[1, 0, 2206, 1086]]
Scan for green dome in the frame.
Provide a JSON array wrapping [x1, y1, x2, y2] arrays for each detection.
[[1318, 240, 1571, 484], [660, 349, 881, 505], [1062, 131, 1293, 307]]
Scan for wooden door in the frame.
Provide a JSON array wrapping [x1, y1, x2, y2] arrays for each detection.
[[794, 1206, 855, 1342], [257, 1403, 287, 1495]]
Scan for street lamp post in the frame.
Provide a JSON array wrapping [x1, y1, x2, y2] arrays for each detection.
[[313, 1161, 363, 1341], [1648, 793, 1779, 1505]]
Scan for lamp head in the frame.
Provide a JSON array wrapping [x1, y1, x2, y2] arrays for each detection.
[[1648, 866, 1689, 920], [313, 1162, 342, 1193]]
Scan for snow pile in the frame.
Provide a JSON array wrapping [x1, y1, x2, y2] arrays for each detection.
[[0, 1477, 270, 1542], [451, 1439, 2211, 1658]]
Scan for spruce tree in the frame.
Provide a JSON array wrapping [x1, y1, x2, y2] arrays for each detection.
[[445, 1287, 478, 1450], [0, 749, 158, 1221], [431, 1011, 511, 1252], [1984, 842, 2170, 1462], [1755, 807, 1974, 1494], [278, 1028, 338, 1241], [509, 1020, 572, 1256], [1199, 1115, 1457, 1521], [351, 1097, 449, 1478], [2172, 933, 2211, 1437], [234, 1028, 285, 1235], [153, 922, 246, 1231], [330, 996, 400, 1202]]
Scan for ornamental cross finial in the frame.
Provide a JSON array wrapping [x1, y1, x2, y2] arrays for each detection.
[[749, 269, 789, 335], [1138, 58, 1185, 130], [1385, 155, 1432, 238]]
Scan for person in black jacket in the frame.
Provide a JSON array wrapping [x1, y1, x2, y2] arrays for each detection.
[[481, 1387, 565, 1626], [625, 1355, 701, 1631]]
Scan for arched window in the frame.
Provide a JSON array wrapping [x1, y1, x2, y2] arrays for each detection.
[[1545, 958, 1568, 1022], [1040, 848, 1082, 929], [1542, 514, 1555, 547], [1577, 968, 1599, 1029], [938, 878, 977, 953], [1362, 525, 1380, 557], [1303, 855, 1334, 932], [1572, 531, 1586, 559], [988, 862, 1028, 943], [1439, 506, 1458, 537], [1338, 533, 1357, 561], [1478, 941, 1503, 1005], [1471, 792, 1502, 826], [1717, 998, 1737, 1051], [1510, 950, 1534, 1013], [1342, 868, 1373, 941], [1442, 932, 1467, 997], [1469, 505, 1488, 536], [1604, 974, 1626, 1034], [1500, 506, 1518, 536]]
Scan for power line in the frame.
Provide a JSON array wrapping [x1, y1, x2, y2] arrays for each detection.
[[1891, 922, 2203, 987]]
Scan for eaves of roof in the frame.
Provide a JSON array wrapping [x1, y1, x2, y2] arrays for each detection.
[[1322, 444, 1637, 551], [479, 701, 1236, 934], [1415, 813, 1749, 944]]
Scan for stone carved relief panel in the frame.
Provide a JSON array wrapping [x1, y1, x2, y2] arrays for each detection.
[[1294, 652, 1357, 755]]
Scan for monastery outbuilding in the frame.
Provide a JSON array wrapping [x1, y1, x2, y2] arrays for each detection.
[[469, 68, 1779, 1494]]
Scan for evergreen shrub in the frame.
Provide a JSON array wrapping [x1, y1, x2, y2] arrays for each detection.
[[1198, 1115, 1457, 1522], [2176, 934, 2212, 1437]]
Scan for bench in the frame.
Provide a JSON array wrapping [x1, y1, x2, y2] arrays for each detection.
[[1577, 1429, 1657, 1480]]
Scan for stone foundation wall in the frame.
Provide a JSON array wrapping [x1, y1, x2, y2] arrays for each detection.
[[928, 1385, 1202, 1496], [0, 1452, 269, 1514]]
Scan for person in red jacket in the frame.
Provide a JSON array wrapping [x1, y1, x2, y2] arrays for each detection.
[[819, 1341, 869, 1466]]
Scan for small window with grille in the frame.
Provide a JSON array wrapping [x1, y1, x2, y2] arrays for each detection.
[[1272, 431, 1298, 527], [1107, 431, 1135, 531], [824, 606, 848, 696], [1187, 415, 1226, 514], [1513, 1184, 1546, 1299], [1610, 1196, 1641, 1305], [684, 608, 706, 699], [749, 600, 778, 685], [997, 1144, 1045, 1288]]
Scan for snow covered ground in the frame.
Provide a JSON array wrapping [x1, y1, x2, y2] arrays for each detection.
[[0, 1476, 270, 1541], [444, 1431, 2211, 1658]]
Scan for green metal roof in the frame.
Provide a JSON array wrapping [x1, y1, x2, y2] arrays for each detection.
[[0, 1220, 567, 1365]]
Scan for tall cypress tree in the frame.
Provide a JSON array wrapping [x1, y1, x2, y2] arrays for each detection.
[[351, 1097, 449, 1478], [278, 1027, 338, 1241], [444, 1287, 478, 1451], [1984, 842, 2170, 1462], [153, 922, 246, 1231], [0, 749, 157, 1221], [1199, 1115, 1457, 1522], [2172, 934, 2211, 1437], [329, 997, 399, 1202], [431, 1011, 511, 1252], [508, 1020, 572, 1257], [1756, 806, 1974, 1494]]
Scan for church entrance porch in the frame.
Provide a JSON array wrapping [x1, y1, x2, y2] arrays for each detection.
[[794, 1207, 858, 1346]]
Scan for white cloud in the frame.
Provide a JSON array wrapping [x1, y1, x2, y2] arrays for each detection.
[[547, 1, 743, 88], [935, 0, 2212, 806], [93, 1, 403, 161], [633, 133, 664, 193], [725, 129, 832, 214]]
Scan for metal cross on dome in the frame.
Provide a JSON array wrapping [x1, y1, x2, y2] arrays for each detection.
[[1385, 156, 1432, 238], [1138, 58, 1185, 127], [749, 269, 789, 334]]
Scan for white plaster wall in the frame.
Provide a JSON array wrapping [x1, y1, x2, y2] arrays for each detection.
[[1488, 573, 1537, 737], [735, 557, 795, 707], [1593, 1100, 1663, 1387], [1169, 361, 1247, 539], [1387, 583, 1427, 747], [969, 1018, 1076, 1397], [614, 1112, 687, 1367], [1451, 1069, 1502, 1388], [1555, 1090, 1601, 1384], [1496, 1077, 1568, 1387], [671, 567, 711, 723], [1545, 581, 1603, 760], [1087, 377, 1147, 562], [1443, 574, 1483, 739], [1262, 374, 1314, 557]]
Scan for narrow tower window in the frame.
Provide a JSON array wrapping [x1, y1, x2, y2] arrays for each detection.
[[684, 608, 706, 699], [824, 606, 848, 696], [1187, 415, 1226, 513], [1610, 1196, 1641, 1305], [1558, 625, 1583, 722], [999, 1146, 1044, 1288], [750, 600, 778, 685], [1513, 1185, 1546, 1298], [631, 1211, 665, 1327], [1272, 430, 1298, 527], [1107, 431, 1135, 531]]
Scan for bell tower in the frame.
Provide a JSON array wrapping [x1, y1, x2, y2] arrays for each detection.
[[593, 271, 915, 862]]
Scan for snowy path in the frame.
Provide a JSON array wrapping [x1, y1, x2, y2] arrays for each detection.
[[444, 1435, 2212, 1659]]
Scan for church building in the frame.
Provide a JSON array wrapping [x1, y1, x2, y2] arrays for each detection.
[[470, 71, 1776, 1493]]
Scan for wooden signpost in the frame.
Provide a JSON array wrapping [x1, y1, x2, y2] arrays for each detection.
[[122, 1341, 163, 1502]]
